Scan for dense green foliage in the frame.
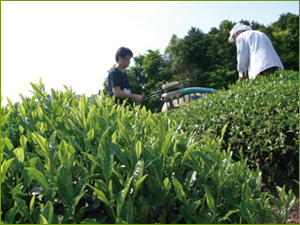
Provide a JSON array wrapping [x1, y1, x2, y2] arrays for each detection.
[[103, 13, 299, 113], [1, 78, 298, 223], [1, 13, 299, 225], [168, 70, 299, 188]]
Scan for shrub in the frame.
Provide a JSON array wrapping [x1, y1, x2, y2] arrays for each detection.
[[1, 79, 298, 223], [168, 70, 299, 188], [201, 69, 237, 90]]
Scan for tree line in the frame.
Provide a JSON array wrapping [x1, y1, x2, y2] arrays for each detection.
[[103, 13, 299, 112]]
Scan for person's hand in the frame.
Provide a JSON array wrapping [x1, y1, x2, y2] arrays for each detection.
[[132, 94, 143, 105], [237, 77, 245, 82]]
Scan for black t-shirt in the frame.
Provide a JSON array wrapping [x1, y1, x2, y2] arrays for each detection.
[[108, 68, 132, 104]]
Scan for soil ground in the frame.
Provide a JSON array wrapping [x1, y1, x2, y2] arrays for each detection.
[[288, 203, 299, 224]]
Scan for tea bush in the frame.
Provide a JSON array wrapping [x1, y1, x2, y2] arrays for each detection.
[[1, 79, 298, 223], [168, 70, 299, 188]]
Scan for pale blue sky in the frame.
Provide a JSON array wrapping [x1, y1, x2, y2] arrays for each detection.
[[1, 1, 299, 106]]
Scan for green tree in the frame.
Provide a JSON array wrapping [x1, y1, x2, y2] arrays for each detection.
[[164, 27, 208, 86], [165, 24, 238, 89], [206, 21, 234, 72], [127, 54, 146, 96], [270, 13, 299, 71], [164, 34, 189, 81], [103, 14, 299, 111], [206, 20, 237, 79], [129, 50, 171, 112]]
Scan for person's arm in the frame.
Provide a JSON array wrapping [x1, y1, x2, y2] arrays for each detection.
[[237, 71, 247, 82], [236, 37, 249, 80], [112, 86, 143, 105]]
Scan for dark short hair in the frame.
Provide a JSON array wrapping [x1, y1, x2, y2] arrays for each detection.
[[115, 47, 133, 62]]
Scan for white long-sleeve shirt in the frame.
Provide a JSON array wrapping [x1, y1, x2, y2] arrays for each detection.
[[236, 30, 284, 79]]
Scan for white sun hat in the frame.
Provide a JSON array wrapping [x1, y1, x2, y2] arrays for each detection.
[[228, 23, 252, 42]]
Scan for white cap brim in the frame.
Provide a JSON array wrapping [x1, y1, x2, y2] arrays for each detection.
[[228, 23, 252, 42]]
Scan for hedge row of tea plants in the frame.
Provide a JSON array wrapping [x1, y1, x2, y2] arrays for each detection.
[[1, 79, 298, 223], [168, 70, 299, 188]]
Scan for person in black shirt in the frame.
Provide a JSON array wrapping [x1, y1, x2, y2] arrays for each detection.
[[108, 47, 143, 105]]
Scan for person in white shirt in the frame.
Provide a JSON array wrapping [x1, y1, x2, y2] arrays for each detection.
[[228, 23, 284, 81]]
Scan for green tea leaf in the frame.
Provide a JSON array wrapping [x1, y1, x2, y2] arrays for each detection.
[[241, 199, 256, 224], [1, 138, 14, 151], [41, 201, 54, 224], [163, 177, 172, 192], [31, 132, 48, 156], [135, 140, 142, 160], [15, 197, 32, 222], [58, 140, 75, 167], [88, 185, 110, 206], [86, 153, 101, 168], [19, 125, 24, 134], [126, 198, 134, 224], [218, 209, 239, 223], [185, 199, 201, 218], [1, 158, 14, 183], [87, 128, 95, 141], [30, 82, 45, 99], [1, 110, 12, 127], [185, 170, 197, 188], [30, 195, 36, 214], [133, 160, 144, 185], [36, 106, 44, 120], [11, 183, 27, 198], [116, 176, 133, 218], [183, 143, 197, 162], [20, 135, 28, 151], [25, 167, 49, 190], [4, 207, 18, 224], [107, 142, 130, 170], [204, 186, 216, 216], [103, 148, 114, 184], [57, 166, 73, 209], [73, 190, 88, 210], [39, 214, 48, 224], [94, 179, 109, 194], [221, 122, 228, 139], [88, 184, 116, 221], [7, 97, 13, 107], [161, 127, 175, 158], [19, 104, 26, 120], [173, 178, 186, 204], [109, 180, 114, 201], [133, 174, 148, 199], [13, 147, 25, 163]]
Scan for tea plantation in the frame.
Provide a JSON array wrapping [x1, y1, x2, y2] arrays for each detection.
[[168, 70, 299, 190], [1, 70, 299, 223]]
